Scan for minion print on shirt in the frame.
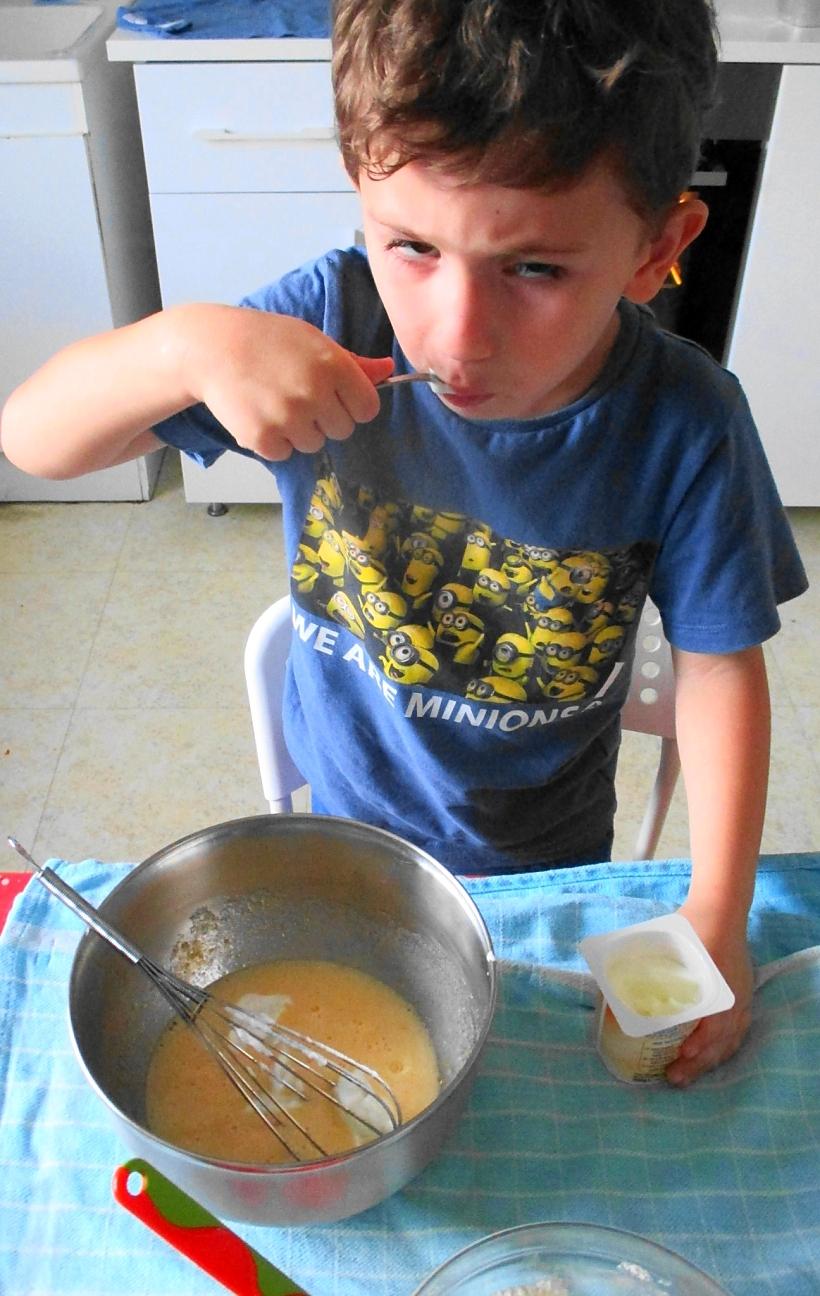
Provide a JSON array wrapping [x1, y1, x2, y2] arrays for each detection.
[[291, 463, 656, 704]]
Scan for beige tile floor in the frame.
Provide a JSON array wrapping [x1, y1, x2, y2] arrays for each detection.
[[2, 450, 818, 870]]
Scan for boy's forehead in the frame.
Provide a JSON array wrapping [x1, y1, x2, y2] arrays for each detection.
[[357, 159, 640, 250]]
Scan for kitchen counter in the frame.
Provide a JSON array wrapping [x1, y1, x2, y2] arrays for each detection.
[[107, 1, 820, 63]]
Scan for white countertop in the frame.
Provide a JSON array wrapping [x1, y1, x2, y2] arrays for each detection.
[[107, 32, 331, 62], [106, 1, 820, 64], [1, 3, 112, 84]]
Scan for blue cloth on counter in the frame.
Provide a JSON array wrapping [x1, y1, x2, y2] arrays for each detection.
[[112, 0, 330, 39], [2, 854, 819, 1296]]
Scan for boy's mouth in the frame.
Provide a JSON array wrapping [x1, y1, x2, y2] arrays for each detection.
[[440, 390, 494, 410]]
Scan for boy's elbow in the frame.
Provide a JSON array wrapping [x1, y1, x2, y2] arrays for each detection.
[[0, 395, 30, 470], [1, 392, 66, 479]]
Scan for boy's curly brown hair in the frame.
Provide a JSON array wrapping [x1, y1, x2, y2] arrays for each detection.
[[332, 0, 719, 216]]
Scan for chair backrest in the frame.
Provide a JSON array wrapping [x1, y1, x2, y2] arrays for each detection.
[[621, 600, 676, 741], [244, 595, 304, 812]]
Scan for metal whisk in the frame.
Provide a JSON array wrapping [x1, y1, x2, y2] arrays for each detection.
[[7, 838, 401, 1162]]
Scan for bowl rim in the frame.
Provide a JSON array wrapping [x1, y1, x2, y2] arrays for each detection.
[[67, 812, 499, 1174], [412, 1220, 731, 1294]]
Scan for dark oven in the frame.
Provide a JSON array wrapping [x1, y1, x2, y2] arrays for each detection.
[[651, 63, 781, 364]]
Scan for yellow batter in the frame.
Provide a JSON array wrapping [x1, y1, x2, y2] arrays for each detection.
[[145, 959, 440, 1163]]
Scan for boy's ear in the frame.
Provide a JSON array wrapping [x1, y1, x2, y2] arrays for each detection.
[[623, 195, 708, 304]]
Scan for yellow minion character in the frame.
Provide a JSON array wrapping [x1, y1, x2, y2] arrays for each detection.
[[435, 607, 486, 665], [342, 534, 389, 593], [380, 624, 439, 685], [315, 472, 342, 511], [491, 633, 536, 682], [520, 544, 560, 572], [326, 590, 366, 639], [400, 530, 441, 561], [401, 544, 445, 607], [587, 624, 625, 665], [410, 504, 436, 531], [537, 663, 599, 700], [465, 676, 528, 703], [527, 605, 574, 646], [539, 634, 588, 667], [501, 538, 528, 558], [292, 542, 322, 594], [528, 608, 587, 665], [539, 551, 611, 605], [582, 599, 616, 636], [501, 551, 536, 596], [360, 588, 408, 634], [428, 510, 467, 542], [359, 503, 401, 558], [473, 567, 511, 609], [303, 495, 334, 541], [316, 528, 346, 585], [431, 582, 474, 624], [459, 529, 494, 573]]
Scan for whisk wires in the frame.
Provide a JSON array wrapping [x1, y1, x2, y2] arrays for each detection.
[[138, 959, 402, 1162]]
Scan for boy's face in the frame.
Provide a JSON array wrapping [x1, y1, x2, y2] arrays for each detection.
[[358, 158, 702, 421]]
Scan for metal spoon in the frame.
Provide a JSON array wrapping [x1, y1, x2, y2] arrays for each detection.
[[377, 371, 449, 392]]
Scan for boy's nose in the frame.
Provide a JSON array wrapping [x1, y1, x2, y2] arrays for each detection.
[[432, 267, 495, 364]]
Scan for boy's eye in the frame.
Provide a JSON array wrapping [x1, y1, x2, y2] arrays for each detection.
[[513, 261, 564, 280], [387, 239, 437, 260]]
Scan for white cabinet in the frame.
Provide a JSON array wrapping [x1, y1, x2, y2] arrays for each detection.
[[0, 12, 163, 502], [131, 61, 362, 505], [727, 65, 820, 506]]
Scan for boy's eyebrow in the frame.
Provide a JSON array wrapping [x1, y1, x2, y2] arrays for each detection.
[[378, 221, 588, 256]]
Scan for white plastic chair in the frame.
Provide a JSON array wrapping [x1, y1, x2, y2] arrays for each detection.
[[244, 596, 304, 814], [244, 595, 680, 858], [619, 600, 681, 860]]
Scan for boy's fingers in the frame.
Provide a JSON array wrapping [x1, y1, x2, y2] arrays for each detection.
[[340, 353, 395, 424], [320, 390, 361, 442], [665, 1006, 751, 1086], [353, 353, 395, 383], [338, 373, 385, 425]]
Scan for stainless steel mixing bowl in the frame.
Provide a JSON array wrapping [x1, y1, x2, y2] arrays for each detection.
[[68, 814, 497, 1225]]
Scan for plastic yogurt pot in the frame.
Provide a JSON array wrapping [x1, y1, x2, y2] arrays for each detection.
[[579, 914, 734, 1083], [412, 1220, 730, 1294]]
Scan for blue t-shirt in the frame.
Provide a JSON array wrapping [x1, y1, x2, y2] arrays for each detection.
[[155, 247, 807, 873]]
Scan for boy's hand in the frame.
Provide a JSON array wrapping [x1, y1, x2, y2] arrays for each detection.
[[176, 304, 394, 460], [665, 905, 754, 1087]]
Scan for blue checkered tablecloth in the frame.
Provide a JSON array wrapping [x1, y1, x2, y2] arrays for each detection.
[[2, 854, 819, 1295]]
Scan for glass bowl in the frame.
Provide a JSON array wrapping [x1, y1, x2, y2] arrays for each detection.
[[413, 1221, 730, 1294]]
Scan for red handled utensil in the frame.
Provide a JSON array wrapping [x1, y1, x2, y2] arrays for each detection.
[[113, 1159, 309, 1295]]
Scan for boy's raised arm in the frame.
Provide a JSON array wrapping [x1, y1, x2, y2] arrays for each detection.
[[0, 308, 191, 479], [0, 304, 394, 480]]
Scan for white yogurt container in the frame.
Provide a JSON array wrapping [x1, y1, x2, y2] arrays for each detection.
[[579, 914, 734, 1083]]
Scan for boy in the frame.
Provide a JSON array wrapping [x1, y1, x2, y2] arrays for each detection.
[[1, 0, 807, 1086]]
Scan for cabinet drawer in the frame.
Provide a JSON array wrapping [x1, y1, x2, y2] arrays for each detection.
[[0, 82, 86, 136], [135, 62, 351, 194], [150, 191, 363, 305]]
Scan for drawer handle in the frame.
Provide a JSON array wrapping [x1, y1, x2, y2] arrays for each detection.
[[2, 126, 87, 139], [193, 127, 336, 145]]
